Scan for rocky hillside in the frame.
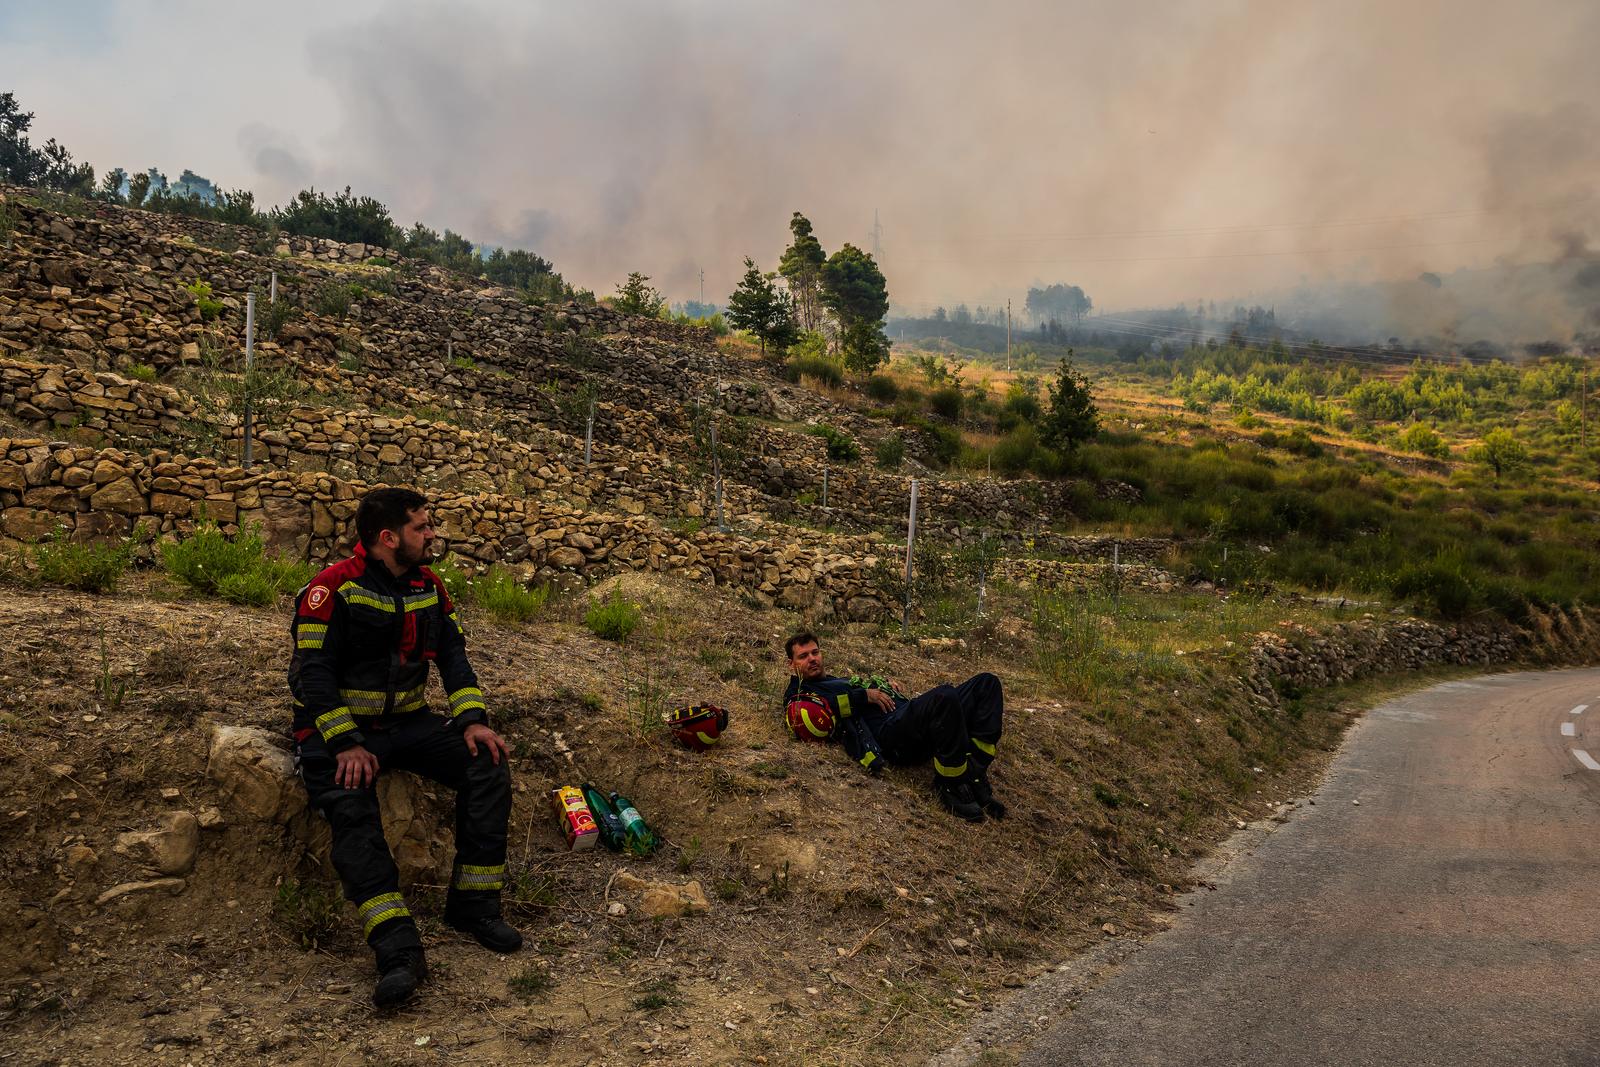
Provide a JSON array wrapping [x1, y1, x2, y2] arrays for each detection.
[[4, 186, 1596, 1067]]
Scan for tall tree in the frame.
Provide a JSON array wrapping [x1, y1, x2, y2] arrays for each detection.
[[0, 92, 44, 185], [725, 256, 797, 355], [820, 243, 890, 375], [98, 167, 128, 204], [778, 212, 826, 333]]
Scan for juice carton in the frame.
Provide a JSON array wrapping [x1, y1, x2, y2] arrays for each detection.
[[551, 785, 599, 851]]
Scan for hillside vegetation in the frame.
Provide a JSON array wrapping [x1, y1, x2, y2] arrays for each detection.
[[2, 183, 1598, 1066]]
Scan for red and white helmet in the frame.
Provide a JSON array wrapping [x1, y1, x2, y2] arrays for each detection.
[[785, 696, 835, 742], [664, 704, 729, 752]]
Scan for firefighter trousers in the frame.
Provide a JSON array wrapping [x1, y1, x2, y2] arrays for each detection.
[[874, 672, 1004, 781], [296, 712, 512, 957]]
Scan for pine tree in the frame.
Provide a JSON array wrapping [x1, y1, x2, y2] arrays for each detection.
[[725, 257, 797, 355], [1040, 354, 1099, 451]]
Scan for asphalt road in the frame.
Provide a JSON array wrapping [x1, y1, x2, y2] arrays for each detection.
[[1019, 669, 1600, 1067]]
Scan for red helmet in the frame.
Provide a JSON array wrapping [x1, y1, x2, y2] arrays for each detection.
[[664, 704, 729, 752], [785, 696, 834, 742]]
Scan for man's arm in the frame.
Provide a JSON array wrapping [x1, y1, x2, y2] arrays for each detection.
[[427, 571, 489, 732], [293, 583, 367, 755]]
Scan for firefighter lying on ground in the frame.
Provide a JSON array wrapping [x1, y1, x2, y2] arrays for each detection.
[[289, 486, 521, 1009], [783, 631, 1006, 822]]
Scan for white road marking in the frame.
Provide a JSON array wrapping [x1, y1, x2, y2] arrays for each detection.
[[1570, 705, 1588, 716], [1574, 750, 1600, 771], [1561, 722, 1576, 737]]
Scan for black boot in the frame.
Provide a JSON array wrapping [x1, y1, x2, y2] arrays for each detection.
[[371, 928, 428, 1010], [970, 767, 1007, 820], [933, 774, 984, 822], [445, 911, 523, 953]]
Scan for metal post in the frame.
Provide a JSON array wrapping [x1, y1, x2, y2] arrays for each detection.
[[1113, 542, 1120, 570], [822, 466, 829, 509], [903, 478, 919, 628], [584, 397, 595, 466], [243, 291, 255, 469], [269, 271, 277, 304], [977, 545, 987, 618], [710, 418, 727, 531]]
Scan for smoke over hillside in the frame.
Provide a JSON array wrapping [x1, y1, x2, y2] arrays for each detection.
[[3, 0, 1598, 343]]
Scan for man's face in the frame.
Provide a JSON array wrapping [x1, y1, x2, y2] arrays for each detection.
[[384, 508, 436, 569], [788, 640, 824, 681]]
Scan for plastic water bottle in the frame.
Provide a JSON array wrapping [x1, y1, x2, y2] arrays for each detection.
[[582, 783, 625, 852], [609, 791, 657, 856]]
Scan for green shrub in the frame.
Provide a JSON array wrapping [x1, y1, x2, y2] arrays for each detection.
[[1398, 422, 1449, 459], [808, 423, 860, 462], [470, 568, 551, 623], [126, 362, 157, 382], [992, 424, 1041, 475], [430, 552, 473, 606], [313, 281, 361, 317], [161, 522, 311, 604], [585, 588, 642, 641], [787, 354, 844, 388], [183, 279, 224, 321], [865, 374, 899, 401], [508, 965, 553, 1000], [272, 879, 343, 950], [256, 291, 301, 340], [930, 385, 964, 420], [875, 433, 905, 469], [29, 534, 135, 593]]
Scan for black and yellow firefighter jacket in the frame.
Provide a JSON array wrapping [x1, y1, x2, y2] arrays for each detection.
[[288, 542, 487, 752]]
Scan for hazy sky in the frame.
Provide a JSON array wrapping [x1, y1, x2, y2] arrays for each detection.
[[5, 0, 1598, 319]]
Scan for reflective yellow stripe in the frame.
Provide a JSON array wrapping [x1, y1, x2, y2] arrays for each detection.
[[403, 591, 439, 612], [316, 707, 356, 741], [934, 757, 968, 778], [452, 863, 506, 891], [338, 685, 427, 714], [297, 636, 326, 650], [837, 693, 852, 719], [859, 750, 878, 769], [298, 623, 328, 635], [972, 738, 997, 757], [447, 687, 486, 718], [357, 891, 410, 938], [338, 582, 395, 612], [449, 610, 465, 636]]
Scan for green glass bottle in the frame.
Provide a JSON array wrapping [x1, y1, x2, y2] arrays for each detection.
[[609, 791, 657, 857], [582, 783, 625, 852]]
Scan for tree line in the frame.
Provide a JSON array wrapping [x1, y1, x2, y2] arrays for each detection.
[[0, 90, 581, 304]]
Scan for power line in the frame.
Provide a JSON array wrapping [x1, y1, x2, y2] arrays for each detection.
[[899, 237, 1498, 267], [897, 194, 1597, 245]]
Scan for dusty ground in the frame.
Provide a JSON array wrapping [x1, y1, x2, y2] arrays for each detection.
[[0, 571, 1357, 1066]]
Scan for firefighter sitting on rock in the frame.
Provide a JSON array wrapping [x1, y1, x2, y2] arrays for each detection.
[[288, 487, 521, 1009]]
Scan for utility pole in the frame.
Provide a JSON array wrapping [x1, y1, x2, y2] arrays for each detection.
[[870, 209, 883, 259], [1004, 299, 1017, 374], [1583, 364, 1588, 452], [699, 269, 705, 308]]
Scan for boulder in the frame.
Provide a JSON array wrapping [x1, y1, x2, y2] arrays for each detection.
[[113, 811, 200, 876], [612, 871, 711, 918], [207, 725, 305, 823]]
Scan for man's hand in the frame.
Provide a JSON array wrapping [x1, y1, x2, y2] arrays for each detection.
[[463, 722, 510, 765], [865, 688, 896, 713], [334, 744, 380, 789]]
